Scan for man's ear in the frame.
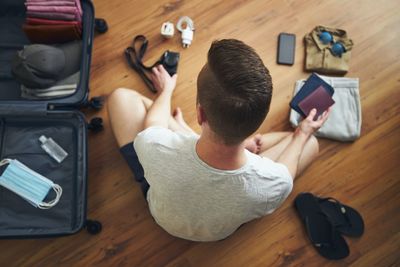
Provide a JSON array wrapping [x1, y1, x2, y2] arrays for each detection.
[[196, 104, 207, 125]]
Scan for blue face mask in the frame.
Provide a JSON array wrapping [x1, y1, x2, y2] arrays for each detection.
[[0, 159, 62, 209]]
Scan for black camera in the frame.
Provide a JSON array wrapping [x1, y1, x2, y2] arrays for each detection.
[[160, 51, 180, 76]]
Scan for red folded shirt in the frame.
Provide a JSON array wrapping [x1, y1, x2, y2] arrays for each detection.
[[27, 17, 81, 29], [23, 24, 81, 44]]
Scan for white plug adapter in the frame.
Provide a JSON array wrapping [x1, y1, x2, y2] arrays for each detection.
[[176, 16, 195, 48], [161, 22, 174, 38]]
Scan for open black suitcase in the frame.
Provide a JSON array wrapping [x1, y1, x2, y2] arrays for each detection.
[[0, 0, 105, 238]]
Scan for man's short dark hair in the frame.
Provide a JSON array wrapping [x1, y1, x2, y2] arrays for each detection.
[[197, 39, 273, 144]]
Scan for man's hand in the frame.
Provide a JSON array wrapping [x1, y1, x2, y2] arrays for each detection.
[[150, 65, 177, 94], [298, 108, 331, 137]]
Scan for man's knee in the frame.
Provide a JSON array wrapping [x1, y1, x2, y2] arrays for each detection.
[[108, 88, 140, 104], [108, 88, 146, 115], [107, 88, 147, 147]]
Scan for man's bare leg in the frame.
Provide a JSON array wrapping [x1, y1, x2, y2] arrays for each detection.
[[258, 132, 319, 177], [133, 90, 195, 134], [108, 88, 148, 147], [108, 88, 194, 147]]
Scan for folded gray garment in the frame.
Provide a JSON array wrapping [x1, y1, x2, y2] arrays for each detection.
[[21, 86, 76, 98], [289, 74, 361, 141], [21, 72, 79, 99]]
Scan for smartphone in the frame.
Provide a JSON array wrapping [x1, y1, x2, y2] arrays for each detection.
[[277, 33, 296, 65]]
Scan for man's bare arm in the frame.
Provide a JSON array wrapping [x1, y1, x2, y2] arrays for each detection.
[[277, 108, 330, 178], [144, 65, 177, 129]]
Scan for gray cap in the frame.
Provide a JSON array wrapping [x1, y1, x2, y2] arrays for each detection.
[[12, 41, 82, 89]]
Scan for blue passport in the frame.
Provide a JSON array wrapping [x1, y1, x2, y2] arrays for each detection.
[[290, 73, 335, 117]]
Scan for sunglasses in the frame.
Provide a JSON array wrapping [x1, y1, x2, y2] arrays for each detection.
[[319, 31, 345, 57]]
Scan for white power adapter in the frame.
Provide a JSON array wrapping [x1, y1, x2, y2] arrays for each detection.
[[161, 22, 174, 38], [180, 27, 194, 48], [176, 16, 195, 48]]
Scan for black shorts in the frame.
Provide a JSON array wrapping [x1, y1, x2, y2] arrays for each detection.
[[120, 142, 150, 198]]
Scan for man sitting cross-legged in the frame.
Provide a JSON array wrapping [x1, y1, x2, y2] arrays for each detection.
[[107, 39, 330, 241]]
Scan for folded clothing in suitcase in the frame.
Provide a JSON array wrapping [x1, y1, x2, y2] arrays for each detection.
[[0, 0, 96, 238], [23, 0, 83, 44], [0, 0, 92, 104]]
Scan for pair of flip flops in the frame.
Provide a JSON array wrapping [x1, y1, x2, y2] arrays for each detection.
[[294, 192, 364, 260]]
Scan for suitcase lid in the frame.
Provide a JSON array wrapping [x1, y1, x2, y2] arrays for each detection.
[[0, 0, 94, 111], [0, 109, 88, 238]]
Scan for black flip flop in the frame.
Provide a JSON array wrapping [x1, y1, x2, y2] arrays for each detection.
[[317, 197, 364, 237], [294, 193, 349, 260]]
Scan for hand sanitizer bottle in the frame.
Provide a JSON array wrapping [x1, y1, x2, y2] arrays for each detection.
[[39, 135, 68, 163]]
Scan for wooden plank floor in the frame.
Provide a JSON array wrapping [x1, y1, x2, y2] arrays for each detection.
[[1, 0, 399, 266]]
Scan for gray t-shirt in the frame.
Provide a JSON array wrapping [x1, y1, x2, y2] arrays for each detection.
[[134, 127, 293, 241]]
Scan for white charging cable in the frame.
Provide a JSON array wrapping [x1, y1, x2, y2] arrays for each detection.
[[176, 16, 195, 48]]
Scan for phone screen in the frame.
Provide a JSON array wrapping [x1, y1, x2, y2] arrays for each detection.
[[277, 33, 296, 65]]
